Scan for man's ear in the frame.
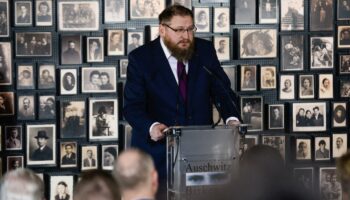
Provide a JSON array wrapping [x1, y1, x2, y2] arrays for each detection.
[[159, 25, 165, 37], [151, 170, 159, 194]]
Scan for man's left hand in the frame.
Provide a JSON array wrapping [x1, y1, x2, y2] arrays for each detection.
[[227, 119, 241, 127]]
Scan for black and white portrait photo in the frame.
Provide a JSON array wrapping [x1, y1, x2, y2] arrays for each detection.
[[81, 146, 98, 170], [7, 156, 23, 171], [108, 30, 124, 56], [60, 142, 77, 168], [299, 75, 314, 99], [17, 95, 35, 120], [15, 32, 52, 57], [60, 69, 77, 95], [310, 0, 333, 31], [319, 168, 342, 200], [27, 124, 56, 165], [261, 66, 276, 89], [194, 7, 210, 33], [0, 92, 14, 116], [319, 74, 333, 99], [293, 102, 327, 132], [280, 0, 304, 30], [338, 0, 350, 20], [294, 168, 313, 191], [333, 134, 347, 158], [240, 29, 277, 58], [0, 42, 11, 85], [213, 7, 230, 33], [280, 35, 304, 71], [35, 0, 52, 26], [268, 104, 284, 129], [262, 135, 285, 159], [38, 95, 55, 120], [310, 36, 333, 69], [38, 64, 55, 89], [235, 0, 256, 24], [241, 96, 263, 131], [82, 67, 117, 93], [279, 75, 295, 100], [17, 64, 34, 89], [340, 80, 350, 97], [296, 139, 311, 160], [214, 36, 230, 61], [127, 32, 143, 54], [61, 35, 82, 65], [149, 25, 159, 41], [5, 126, 22, 150], [58, 1, 99, 31], [259, 0, 278, 24], [104, 0, 125, 23], [15, 1, 32, 26], [339, 55, 350, 74], [87, 37, 104, 62], [0, 1, 9, 37], [240, 65, 256, 91], [338, 26, 350, 48], [102, 145, 118, 170], [332, 103, 347, 127], [119, 59, 128, 78], [171, 0, 191, 9], [315, 137, 330, 160], [89, 98, 118, 141], [222, 65, 236, 91], [130, 0, 165, 19], [60, 100, 85, 138], [50, 176, 74, 200]]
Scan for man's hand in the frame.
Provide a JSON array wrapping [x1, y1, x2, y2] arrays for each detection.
[[150, 123, 168, 141], [227, 119, 241, 127]]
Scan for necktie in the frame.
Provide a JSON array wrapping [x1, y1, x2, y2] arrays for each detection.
[[177, 61, 187, 102]]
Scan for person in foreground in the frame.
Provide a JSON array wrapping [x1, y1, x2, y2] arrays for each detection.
[[337, 151, 350, 200], [113, 148, 158, 200]]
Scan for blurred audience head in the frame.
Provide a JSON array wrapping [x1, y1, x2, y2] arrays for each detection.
[[337, 151, 350, 199]]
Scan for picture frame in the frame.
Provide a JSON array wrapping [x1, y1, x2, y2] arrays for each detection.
[[17, 64, 34, 90], [239, 29, 277, 59], [268, 104, 284, 130], [240, 134, 259, 156], [89, 98, 119, 141], [5, 125, 22, 151], [60, 35, 82, 65], [107, 29, 125, 56], [339, 54, 350, 74], [87, 37, 104, 63], [259, 0, 278, 24], [310, 36, 333, 69], [58, 0, 100, 31], [222, 65, 236, 91], [280, 35, 304, 71], [310, 0, 333, 31], [332, 102, 347, 128], [214, 36, 230, 61], [149, 25, 159, 41], [240, 96, 263, 131], [262, 135, 285, 159], [119, 59, 128, 78], [38, 95, 55, 120], [315, 136, 331, 161], [171, 0, 191, 9], [17, 94, 35, 120], [332, 133, 347, 158], [299, 75, 314, 99], [295, 138, 311, 160], [60, 141, 78, 168], [0, 42, 12, 85], [338, 0, 350, 20], [213, 7, 230, 33], [35, 0, 53, 26], [194, 7, 210, 33], [129, 0, 165, 20], [260, 66, 276, 89], [279, 75, 295, 100], [340, 80, 350, 97], [338, 26, 350, 48], [15, 32, 52, 57], [81, 145, 98, 170], [81, 66, 117, 93], [0, 92, 14, 116], [0, 0, 9, 37], [7, 156, 24, 171], [104, 0, 126, 23], [318, 74, 333, 99], [14, 1, 32, 26], [102, 144, 118, 170], [293, 167, 313, 191], [26, 124, 56, 166], [235, 0, 256, 24], [60, 68, 78, 95], [38, 64, 55, 89], [319, 167, 342, 200], [123, 124, 132, 149], [49, 175, 74, 200], [280, 0, 304, 31], [240, 65, 256, 91], [292, 102, 327, 132], [127, 31, 144, 54], [60, 99, 86, 139]]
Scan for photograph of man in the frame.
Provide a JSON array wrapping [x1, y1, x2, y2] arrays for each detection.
[[61, 40, 81, 64], [39, 68, 55, 89], [261, 67, 276, 88], [16, 2, 31, 24], [61, 101, 85, 138], [62, 72, 76, 91], [7, 157, 23, 171], [333, 135, 347, 158], [88, 38, 103, 62], [38, 96, 55, 119], [296, 140, 311, 160], [127, 33, 142, 54], [315, 139, 330, 159], [338, 0, 350, 19], [241, 66, 256, 90], [0, 92, 13, 115], [83, 149, 96, 168], [17, 67, 33, 88], [36, 1, 52, 25], [5, 126, 21, 150], [30, 130, 53, 161], [61, 143, 77, 166], [18, 96, 35, 119], [312, 106, 324, 126], [339, 28, 350, 46], [55, 181, 70, 200], [310, 0, 333, 31], [269, 105, 283, 129], [108, 31, 124, 55], [333, 104, 346, 126]]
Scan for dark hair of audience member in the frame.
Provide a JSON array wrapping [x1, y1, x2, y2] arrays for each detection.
[[337, 151, 350, 199]]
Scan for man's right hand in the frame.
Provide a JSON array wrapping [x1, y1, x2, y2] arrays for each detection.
[[150, 123, 168, 142]]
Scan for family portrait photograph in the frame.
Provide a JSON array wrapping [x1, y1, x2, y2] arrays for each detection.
[[16, 32, 52, 57], [319, 167, 342, 200], [129, 0, 165, 19], [293, 102, 327, 132]]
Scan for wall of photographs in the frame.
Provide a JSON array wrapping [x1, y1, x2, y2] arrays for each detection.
[[0, 0, 349, 198]]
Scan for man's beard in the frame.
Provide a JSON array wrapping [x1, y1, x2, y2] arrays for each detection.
[[163, 36, 195, 62]]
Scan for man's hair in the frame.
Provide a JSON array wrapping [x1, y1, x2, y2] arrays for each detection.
[[158, 4, 193, 24], [244, 68, 252, 74], [57, 181, 67, 188], [130, 33, 140, 40], [68, 40, 75, 45], [313, 106, 319, 111], [319, 140, 326, 146], [65, 143, 73, 149], [0, 168, 44, 200]]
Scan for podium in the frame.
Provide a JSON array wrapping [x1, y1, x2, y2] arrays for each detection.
[[166, 125, 241, 200]]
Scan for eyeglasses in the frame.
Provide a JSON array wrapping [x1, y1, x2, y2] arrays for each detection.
[[162, 24, 197, 35]]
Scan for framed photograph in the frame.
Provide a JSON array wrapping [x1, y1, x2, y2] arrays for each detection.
[[280, 0, 304, 30], [332, 102, 347, 128], [0, 1, 9, 37], [89, 98, 118, 141], [60, 69, 77, 95], [38, 64, 55, 89], [15, 32, 52, 57], [222, 65, 236, 91], [60, 142, 77, 168], [17, 64, 34, 89], [239, 29, 277, 59], [149, 25, 159, 41], [38, 95, 55, 120], [280, 35, 304, 71], [0, 92, 14, 116], [123, 124, 132, 149], [0, 125, 2, 151], [340, 80, 350, 97], [50, 175, 74, 200], [318, 74, 333, 99], [107, 30, 125, 56], [240, 134, 258, 156], [213, 7, 230, 33], [81, 145, 98, 170], [0, 42, 12, 85], [17, 94, 35, 120], [81, 67, 117, 93], [262, 135, 285, 159], [293, 167, 313, 191], [171, 0, 191, 9], [261, 66, 276, 89], [102, 144, 118, 170], [268, 104, 284, 129], [5, 126, 22, 150], [295, 138, 311, 160], [310, 0, 333, 31], [7, 156, 24, 171], [235, 0, 256, 24], [60, 35, 82, 65], [87, 37, 104, 63], [333, 133, 347, 158], [241, 96, 263, 131], [60, 100, 86, 139], [194, 7, 210, 33], [338, 26, 350, 48], [259, 0, 278, 24], [240, 65, 256, 91], [279, 75, 295, 100], [104, 0, 125, 23], [338, 0, 350, 20], [129, 0, 165, 19], [26, 124, 56, 166], [339, 54, 350, 74], [58, 1, 99, 31], [310, 36, 333, 69], [299, 75, 314, 99], [119, 59, 128, 78], [35, 0, 53, 26], [293, 102, 327, 132], [15, 1, 32, 26], [127, 31, 144, 54], [214, 36, 230, 61], [319, 167, 342, 200]]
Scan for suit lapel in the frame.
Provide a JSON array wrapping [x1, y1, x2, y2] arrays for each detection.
[[187, 54, 200, 108]]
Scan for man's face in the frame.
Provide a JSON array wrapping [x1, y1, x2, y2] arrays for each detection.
[[65, 145, 73, 154], [11, 129, 18, 138], [20, 6, 27, 14], [273, 108, 279, 117], [42, 71, 49, 78], [132, 37, 139, 45], [57, 184, 66, 195], [23, 99, 30, 109], [13, 160, 20, 169], [219, 41, 226, 49], [264, 71, 272, 80], [314, 108, 319, 115], [301, 143, 308, 154], [323, 79, 330, 88], [69, 42, 75, 49], [244, 70, 252, 79], [219, 13, 227, 23], [299, 109, 305, 116], [87, 150, 93, 158], [343, 31, 350, 40], [23, 71, 30, 78], [336, 138, 343, 148], [37, 137, 47, 147], [319, 143, 325, 151], [39, 4, 48, 14]]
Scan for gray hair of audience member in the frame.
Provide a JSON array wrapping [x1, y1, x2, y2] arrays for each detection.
[[0, 168, 44, 200], [113, 148, 156, 191]]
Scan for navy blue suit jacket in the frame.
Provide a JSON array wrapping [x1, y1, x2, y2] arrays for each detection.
[[123, 37, 240, 179]]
